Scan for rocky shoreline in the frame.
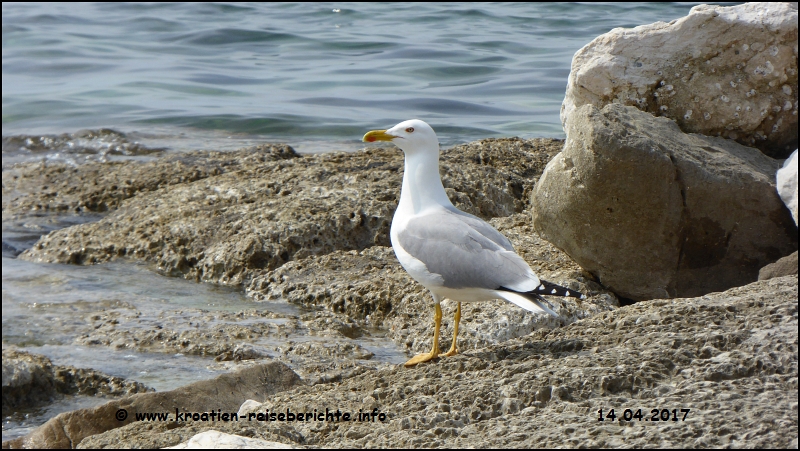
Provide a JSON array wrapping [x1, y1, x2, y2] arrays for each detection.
[[2, 134, 796, 448], [3, 2, 798, 448], [2, 349, 152, 417], [3, 138, 620, 448], [4, 271, 797, 448], [90, 274, 798, 449]]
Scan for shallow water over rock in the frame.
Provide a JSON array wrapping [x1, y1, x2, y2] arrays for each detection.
[[2, 234, 406, 442]]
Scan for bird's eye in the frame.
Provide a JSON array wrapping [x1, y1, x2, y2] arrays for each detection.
[[405, 127, 414, 133]]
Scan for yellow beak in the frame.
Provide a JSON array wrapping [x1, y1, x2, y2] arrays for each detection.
[[362, 129, 396, 143]]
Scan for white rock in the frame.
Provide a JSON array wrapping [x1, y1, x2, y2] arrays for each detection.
[[237, 399, 263, 417], [2, 359, 35, 388], [562, 2, 798, 158], [777, 149, 798, 225], [166, 430, 294, 449]]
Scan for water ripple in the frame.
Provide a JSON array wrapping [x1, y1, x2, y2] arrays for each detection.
[[2, 2, 739, 153]]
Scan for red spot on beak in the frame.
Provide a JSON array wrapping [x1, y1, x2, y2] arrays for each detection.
[[366, 136, 376, 142]]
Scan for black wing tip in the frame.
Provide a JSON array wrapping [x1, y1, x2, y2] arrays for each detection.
[[504, 279, 587, 299]]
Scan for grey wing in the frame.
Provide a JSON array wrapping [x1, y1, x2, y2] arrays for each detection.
[[396, 210, 539, 291], [446, 207, 515, 251]]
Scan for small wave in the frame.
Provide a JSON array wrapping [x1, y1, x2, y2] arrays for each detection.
[[126, 17, 184, 33], [176, 28, 299, 46], [2, 129, 166, 160], [185, 74, 276, 86], [119, 81, 246, 97], [136, 114, 366, 139]]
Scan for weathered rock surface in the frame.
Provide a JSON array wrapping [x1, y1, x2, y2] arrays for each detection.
[[3, 362, 303, 449], [7, 137, 593, 388], [777, 149, 798, 224], [17, 139, 563, 287], [4, 131, 798, 448], [71, 275, 798, 449], [69, 302, 389, 382], [562, 2, 798, 158], [75, 307, 297, 358], [3, 144, 296, 220], [534, 103, 797, 301], [249, 214, 618, 357], [54, 220, 615, 384], [2, 348, 152, 416], [759, 250, 798, 280]]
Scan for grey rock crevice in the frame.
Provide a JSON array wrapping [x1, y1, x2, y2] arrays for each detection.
[[669, 151, 688, 299]]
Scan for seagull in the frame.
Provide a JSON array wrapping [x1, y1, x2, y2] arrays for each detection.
[[363, 119, 585, 367]]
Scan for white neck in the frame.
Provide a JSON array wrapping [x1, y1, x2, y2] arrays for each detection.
[[397, 150, 453, 216]]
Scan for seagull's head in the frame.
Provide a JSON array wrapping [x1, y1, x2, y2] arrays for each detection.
[[362, 119, 439, 156]]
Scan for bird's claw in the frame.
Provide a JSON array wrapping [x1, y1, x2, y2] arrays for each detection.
[[404, 350, 440, 367]]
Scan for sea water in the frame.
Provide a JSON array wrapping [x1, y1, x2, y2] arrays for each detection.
[[3, 2, 740, 157]]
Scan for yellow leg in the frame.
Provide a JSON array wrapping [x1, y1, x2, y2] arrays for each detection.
[[404, 303, 442, 367], [440, 302, 461, 357]]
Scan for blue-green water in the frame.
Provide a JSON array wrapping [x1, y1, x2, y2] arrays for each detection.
[[3, 2, 739, 156]]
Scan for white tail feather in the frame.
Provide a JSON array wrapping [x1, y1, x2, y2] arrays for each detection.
[[492, 290, 558, 317]]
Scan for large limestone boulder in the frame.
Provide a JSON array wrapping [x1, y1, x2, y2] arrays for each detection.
[[533, 103, 797, 300], [562, 2, 798, 159]]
